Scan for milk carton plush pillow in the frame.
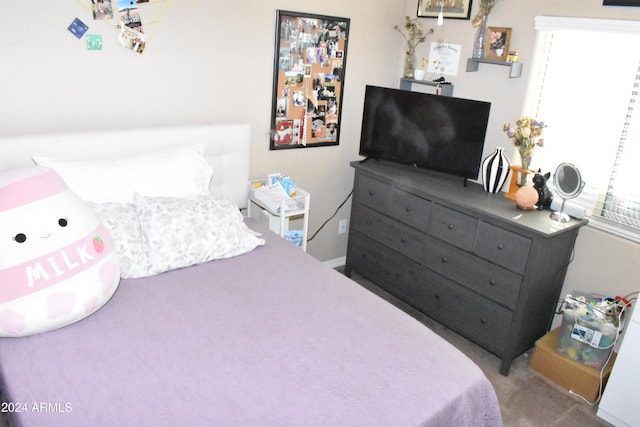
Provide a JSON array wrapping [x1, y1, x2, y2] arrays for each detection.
[[0, 166, 120, 337]]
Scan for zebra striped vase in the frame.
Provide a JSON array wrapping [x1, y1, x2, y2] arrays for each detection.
[[482, 147, 511, 193]]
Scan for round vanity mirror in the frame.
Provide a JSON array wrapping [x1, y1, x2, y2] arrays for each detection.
[[550, 162, 585, 222]]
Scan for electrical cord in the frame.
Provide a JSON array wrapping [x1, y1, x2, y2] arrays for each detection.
[[307, 190, 353, 242], [569, 340, 616, 405]]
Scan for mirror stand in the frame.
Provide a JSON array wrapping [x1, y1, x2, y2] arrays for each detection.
[[550, 162, 584, 223], [550, 198, 571, 223]]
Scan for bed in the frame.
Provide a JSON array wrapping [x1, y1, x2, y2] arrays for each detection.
[[0, 124, 502, 426]]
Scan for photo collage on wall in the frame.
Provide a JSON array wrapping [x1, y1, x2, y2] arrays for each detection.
[[271, 11, 350, 149], [87, 0, 168, 55]]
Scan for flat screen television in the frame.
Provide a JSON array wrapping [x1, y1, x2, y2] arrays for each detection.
[[359, 85, 491, 182]]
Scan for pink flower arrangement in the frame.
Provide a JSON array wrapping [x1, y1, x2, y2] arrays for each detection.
[[503, 116, 546, 171], [503, 116, 546, 153]]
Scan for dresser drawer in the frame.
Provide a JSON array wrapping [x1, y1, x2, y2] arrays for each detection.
[[388, 188, 431, 230], [351, 204, 425, 263], [347, 231, 425, 303], [428, 204, 477, 251], [423, 240, 523, 310], [354, 175, 391, 213], [422, 268, 512, 356], [475, 222, 531, 274]]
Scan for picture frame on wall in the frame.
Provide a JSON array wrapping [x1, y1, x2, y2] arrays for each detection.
[[603, 0, 640, 5], [417, 0, 473, 20], [484, 26, 512, 61], [270, 10, 350, 150]]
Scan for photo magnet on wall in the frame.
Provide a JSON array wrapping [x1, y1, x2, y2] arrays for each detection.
[[86, 34, 103, 50], [68, 18, 89, 39], [92, 0, 114, 20], [119, 25, 146, 54], [117, 0, 144, 33], [117, 0, 145, 53]]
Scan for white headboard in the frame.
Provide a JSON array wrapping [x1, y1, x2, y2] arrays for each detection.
[[0, 124, 251, 209]]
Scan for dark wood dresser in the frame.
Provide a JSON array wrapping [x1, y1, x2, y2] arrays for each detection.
[[344, 160, 587, 375]]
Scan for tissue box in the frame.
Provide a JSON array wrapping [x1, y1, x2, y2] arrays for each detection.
[[530, 328, 616, 402]]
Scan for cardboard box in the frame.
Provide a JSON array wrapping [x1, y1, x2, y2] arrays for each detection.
[[530, 327, 617, 402]]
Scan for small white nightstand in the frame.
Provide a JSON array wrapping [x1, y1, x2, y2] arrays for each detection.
[[247, 181, 310, 252]]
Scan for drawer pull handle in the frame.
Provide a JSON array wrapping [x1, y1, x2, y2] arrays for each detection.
[[497, 244, 504, 250], [480, 318, 487, 324], [489, 279, 496, 286], [447, 224, 454, 230]]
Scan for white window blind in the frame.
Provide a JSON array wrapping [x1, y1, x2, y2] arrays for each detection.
[[524, 16, 640, 241]]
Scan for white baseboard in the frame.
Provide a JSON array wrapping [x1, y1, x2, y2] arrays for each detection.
[[324, 256, 346, 269]]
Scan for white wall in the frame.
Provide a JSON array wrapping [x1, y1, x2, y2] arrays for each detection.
[[1, 0, 640, 320], [0, 0, 407, 263]]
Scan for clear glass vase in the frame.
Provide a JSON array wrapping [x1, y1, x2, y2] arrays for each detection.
[[472, 14, 488, 59], [404, 44, 417, 78], [518, 146, 535, 186]]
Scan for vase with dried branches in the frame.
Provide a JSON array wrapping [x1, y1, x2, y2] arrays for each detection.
[[395, 16, 434, 78]]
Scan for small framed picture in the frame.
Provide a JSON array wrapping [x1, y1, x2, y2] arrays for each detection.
[[417, 0, 472, 20], [485, 26, 512, 61]]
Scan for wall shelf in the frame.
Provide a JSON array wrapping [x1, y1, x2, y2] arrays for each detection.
[[466, 58, 523, 78], [399, 78, 454, 96]]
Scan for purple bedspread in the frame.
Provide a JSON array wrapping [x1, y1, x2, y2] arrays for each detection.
[[0, 220, 502, 427]]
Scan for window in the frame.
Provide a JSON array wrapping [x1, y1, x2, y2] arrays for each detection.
[[525, 16, 640, 241]]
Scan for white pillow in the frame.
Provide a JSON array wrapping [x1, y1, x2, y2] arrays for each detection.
[[134, 194, 265, 276], [86, 202, 149, 279], [33, 144, 213, 203]]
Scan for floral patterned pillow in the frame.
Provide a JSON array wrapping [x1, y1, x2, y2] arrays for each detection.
[[134, 194, 265, 276], [87, 202, 149, 279]]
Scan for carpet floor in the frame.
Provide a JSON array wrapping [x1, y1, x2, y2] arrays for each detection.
[[341, 269, 614, 427]]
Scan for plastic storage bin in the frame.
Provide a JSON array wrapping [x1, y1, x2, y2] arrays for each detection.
[[556, 304, 618, 369]]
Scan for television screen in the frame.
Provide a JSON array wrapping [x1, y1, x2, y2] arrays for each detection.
[[359, 86, 491, 180]]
